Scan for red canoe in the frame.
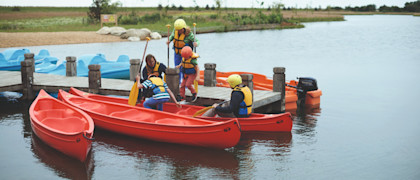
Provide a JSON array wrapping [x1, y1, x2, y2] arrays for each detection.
[[69, 87, 292, 132], [29, 89, 94, 162], [59, 89, 241, 149]]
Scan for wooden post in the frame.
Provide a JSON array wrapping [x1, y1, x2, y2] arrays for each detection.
[[88, 64, 101, 94], [66, 56, 77, 77], [24, 53, 35, 73], [204, 63, 216, 87], [165, 68, 180, 100], [129, 59, 140, 81], [20, 60, 34, 100], [240, 74, 254, 112], [273, 67, 286, 112]]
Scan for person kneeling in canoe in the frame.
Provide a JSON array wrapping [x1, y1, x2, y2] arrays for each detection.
[[136, 75, 181, 111], [202, 74, 253, 118]]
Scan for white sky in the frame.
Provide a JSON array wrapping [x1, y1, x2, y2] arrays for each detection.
[[0, 0, 410, 9]]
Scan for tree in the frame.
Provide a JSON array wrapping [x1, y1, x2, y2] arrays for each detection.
[[88, 0, 121, 23], [404, 0, 420, 12]]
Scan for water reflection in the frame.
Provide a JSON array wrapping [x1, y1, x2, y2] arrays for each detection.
[[31, 134, 95, 180], [293, 107, 321, 137], [94, 129, 240, 179], [0, 99, 32, 138], [233, 132, 292, 178]]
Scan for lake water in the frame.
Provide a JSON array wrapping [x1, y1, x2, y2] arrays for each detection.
[[1, 15, 420, 179]]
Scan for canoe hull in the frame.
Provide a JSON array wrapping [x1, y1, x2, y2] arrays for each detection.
[[69, 87, 292, 132], [60, 89, 241, 149], [30, 121, 92, 162], [29, 89, 94, 162], [87, 111, 240, 148]]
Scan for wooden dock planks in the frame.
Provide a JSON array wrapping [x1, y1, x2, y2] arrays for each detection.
[[0, 71, 281, 109]]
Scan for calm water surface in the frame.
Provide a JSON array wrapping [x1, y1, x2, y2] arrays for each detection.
[[1, 15, 420, 179]]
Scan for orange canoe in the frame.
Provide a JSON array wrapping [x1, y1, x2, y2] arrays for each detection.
[[29, 89, 94, 162], [59, 89, 241, 149], [69, 87, 292, 132]]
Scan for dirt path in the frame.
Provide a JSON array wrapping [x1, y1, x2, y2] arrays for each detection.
[[0, 31, 127, 48]]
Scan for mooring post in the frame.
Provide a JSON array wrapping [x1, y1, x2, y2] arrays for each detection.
[[165, 68, 180, 101], [66, 56, 77, 77], [24, 53, 35, 73], [88, 64, 101, 94], [240, 74, 254, 97], [20, 60, 34, 100], [129, 59, 140, 81], [273, 67, 286, 112], [204, 63, 216, 87]]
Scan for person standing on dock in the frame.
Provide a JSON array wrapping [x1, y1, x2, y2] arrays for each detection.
[[176, 46, 199, 102], [137, 75, 181, 111], [202, 74, 253, 118], [166, 18, 199, 79]]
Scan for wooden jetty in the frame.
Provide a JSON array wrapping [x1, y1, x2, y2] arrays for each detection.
[[0, 53, 287, 113]]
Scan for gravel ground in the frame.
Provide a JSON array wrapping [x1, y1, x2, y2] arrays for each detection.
[[0, 31, 127, 48]]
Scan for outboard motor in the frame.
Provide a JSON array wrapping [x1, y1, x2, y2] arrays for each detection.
[[293, 77, 318, 107]]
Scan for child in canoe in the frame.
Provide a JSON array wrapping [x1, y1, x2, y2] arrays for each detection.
[[136, 75, 181, 111]]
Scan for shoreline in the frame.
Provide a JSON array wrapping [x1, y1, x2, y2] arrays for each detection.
[[0, 22, 304, 48]]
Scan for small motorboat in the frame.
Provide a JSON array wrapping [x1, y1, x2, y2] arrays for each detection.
[[29, 89, 94, 162], [198, 70, 321, 109], [58, 89, 241, 149], [69, 87, 293, 132]]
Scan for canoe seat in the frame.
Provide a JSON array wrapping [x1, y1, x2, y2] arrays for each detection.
[[155, 118, 185, 125], [109, 109, 155, 123], [34, 109, 70, 119], [78, 102, 104, 112], [41, 116, 86, 133]]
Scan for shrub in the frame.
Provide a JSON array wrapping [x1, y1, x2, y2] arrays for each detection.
[[11, 6, 20, 11]]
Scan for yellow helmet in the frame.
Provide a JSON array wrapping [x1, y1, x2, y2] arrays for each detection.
[[227, 74, 242, 88], [174, 19, 186, 30]]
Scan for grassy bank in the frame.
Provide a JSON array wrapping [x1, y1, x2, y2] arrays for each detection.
[[0, 7, 360, 34]]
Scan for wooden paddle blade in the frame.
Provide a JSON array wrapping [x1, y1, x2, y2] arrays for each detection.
[[128, 82, 139, 106], [194, 80, 198, 93], [192, 106, 213, 117]]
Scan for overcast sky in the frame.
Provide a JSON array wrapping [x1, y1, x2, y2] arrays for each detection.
[[0, 0, 410, 9]]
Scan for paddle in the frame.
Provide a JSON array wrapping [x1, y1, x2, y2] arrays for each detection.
[[192, 106, 213, 117], [164, 24, 171, 82], [128, 82, 139, 106], [128, 37, 151, 106], [166, 24, 171, 68], [193, 22, 198, 93], [192, 101, 227, 117]]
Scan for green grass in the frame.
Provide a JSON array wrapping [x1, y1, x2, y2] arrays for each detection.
[[0, 6, 350, 33], [0, 6, 88, 13]]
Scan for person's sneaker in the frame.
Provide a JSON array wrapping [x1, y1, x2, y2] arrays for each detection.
[[176, 94, 184, 102], [191, 93, 197, 102]]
